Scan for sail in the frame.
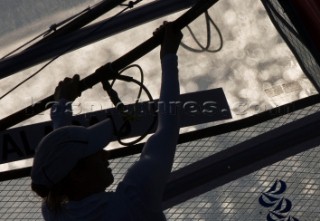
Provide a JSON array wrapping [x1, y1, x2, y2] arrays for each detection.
[[0, 0, 319, 220]]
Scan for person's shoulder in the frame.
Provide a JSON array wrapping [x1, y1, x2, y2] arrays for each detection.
[[116, 182, 166, 220]]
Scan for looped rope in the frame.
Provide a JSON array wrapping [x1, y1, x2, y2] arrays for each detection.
[[181, 11, 223, 53], [101, 63, 156, 146], [101, 64, 133, 140]]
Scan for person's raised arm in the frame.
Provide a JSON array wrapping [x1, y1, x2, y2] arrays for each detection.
[[122, 22, 183, 210], [50, 74, 81, 129]]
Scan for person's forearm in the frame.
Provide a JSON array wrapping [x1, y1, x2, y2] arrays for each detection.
[[160, 54, 179, 102], [140, 53, 180, 165], [50, 99, 72, 129], [154, 53, 180, 166], [158, 53, 180, 133]]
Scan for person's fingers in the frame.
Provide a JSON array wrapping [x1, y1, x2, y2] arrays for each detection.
[[153, 21, 168, 36], [153, 27, 162, 37], [73, 74, 82, 97], [73, 74, 80, 82]]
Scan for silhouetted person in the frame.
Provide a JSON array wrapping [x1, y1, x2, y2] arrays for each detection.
[[31, 22, 182, 220]]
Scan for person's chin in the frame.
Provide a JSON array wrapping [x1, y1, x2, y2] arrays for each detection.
[[106, 172, 114, 187]]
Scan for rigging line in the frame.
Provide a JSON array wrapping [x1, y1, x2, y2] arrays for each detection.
[[45, 0, 109, 33], [180, 11, 223, 53], [112, 75, 156, 146], [0, 56, 59, 101], [0, 0, 143, 102], [107, 63, 152, 146], [111, 64, 144, 103], [183, 11, 212, 51], [1, 3, 96, 60], [1, 31, 50, 60], [111, 0, 144, 21], [100, 62, 154, 146], [116, 66, 153, 146], [25, 0, 129, 52], [43, 7, 92, 37]]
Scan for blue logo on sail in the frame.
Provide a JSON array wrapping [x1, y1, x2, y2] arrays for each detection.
[[259, 180, 299, 221]]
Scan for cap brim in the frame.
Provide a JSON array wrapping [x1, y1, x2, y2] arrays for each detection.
[[86, 119, 113, 155]]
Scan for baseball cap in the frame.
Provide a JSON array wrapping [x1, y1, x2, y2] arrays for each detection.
[[31, 119, 112, 189]]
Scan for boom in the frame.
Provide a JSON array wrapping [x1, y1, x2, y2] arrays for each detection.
[[0, 0, 220, 131]]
